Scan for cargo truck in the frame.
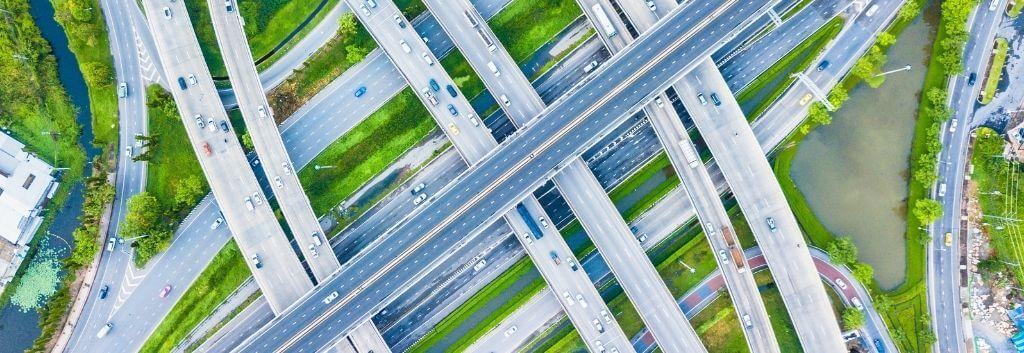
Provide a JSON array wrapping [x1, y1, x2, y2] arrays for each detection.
[[723, 227, 746, 273]]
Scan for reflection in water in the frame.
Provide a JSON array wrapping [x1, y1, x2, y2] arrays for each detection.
[[790, 12, 935, 289]]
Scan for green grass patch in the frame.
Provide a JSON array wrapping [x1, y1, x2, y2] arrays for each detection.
[[51, 0, 118, 148], [183, 0, 227, 77], [981, 37, 1008, 104], [144, 86, 209, 211], [440, 50, 486, 101], [1010, 1, 1023, 17], [139, 241, 251, 353], [406, 259, 545, 353], [531, 28, 595, 81], [240, 0, 331, 60], [489, 0, 582, 64], [298, 88, 435, 215], [738, 17, 844, 120]]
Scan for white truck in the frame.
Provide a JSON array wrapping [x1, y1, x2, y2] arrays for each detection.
[[680, 140, 700, 168], [591, 4, 618, 38]]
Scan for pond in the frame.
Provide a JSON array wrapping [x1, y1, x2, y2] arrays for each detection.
[[790, 8, 937, 289]]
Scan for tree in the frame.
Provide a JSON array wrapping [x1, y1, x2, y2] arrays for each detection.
[[827, 86, 848, 109], [872, 293, 893, 312], [897, 0, 921, 22], [851, 263, 874, 287], [173, 175, 206, 210], [241, 132, 254, 151], [338, 13, 359, 37], [346, 44, 371, 65], [826, 237, 858, 266], [876, 32, 897, 47], [121, 192, 163, 238], [808, 103, 832, 126], [913, 198, 944, 224], [842, 308, 865, 329], [67, 227, 99, 267]]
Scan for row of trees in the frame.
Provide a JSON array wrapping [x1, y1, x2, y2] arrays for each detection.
[[54, 0, 113, 87], [122, 178, 206, 266], [27, 163, 115, 351]]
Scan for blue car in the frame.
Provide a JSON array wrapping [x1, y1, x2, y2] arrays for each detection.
[[447, 104, 458, 116], [429, 79, 440, 92], [354, 86, 367, 97], [446, 85, 457, 98]]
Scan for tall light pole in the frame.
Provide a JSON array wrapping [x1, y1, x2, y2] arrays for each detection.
[[872, 65, 912, 78], [314, 164, 337, 171]]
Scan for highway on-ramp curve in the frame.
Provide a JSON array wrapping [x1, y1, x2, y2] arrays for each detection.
[[234, 1, 772, 351]]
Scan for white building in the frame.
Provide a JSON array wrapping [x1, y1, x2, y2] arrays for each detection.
[[0, 131, 58, 246]]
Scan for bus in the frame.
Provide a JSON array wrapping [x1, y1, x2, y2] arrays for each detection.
[[591, 4, 618, 38], [516, 204, 544, 239], [680, 140, 700, 168]]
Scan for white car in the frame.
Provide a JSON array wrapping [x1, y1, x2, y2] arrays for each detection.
[[592, 318, 605, 333], [539, 217, 548, 228], [322, 291, 339, 304], [601, 309, 612, 323], [274, 176, 283, 188], [654, 97, 664, 108], [421, 52, 434, 66], [851, 296, 864, 310], [413, 193, 427, 205], [503, 325, 517, 337], [251, 192, 263, 205], [500, 94, 511, 106], [562, 291, 574, 305], [742, 314, 753, 329], [834, 278, 848, 290], [210, 217, 223, 230], [646, 0, 656, 11], [717, 249, 728, 261], [521, 233, 533, 245], [282, 162, 292, 175], [307, 244, 319, 258], [188, 74, 198, 85], [575, 294, 588, 308], [118, 82, 128, 98], [125, 146, 132, 158], [257, 105, 268, 119], [244, 197, 254, 211]]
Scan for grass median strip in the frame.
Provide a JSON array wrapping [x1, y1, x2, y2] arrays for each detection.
[[139, 241, 251, 353], [299, 88, 435, 215], [981, 37, 1008, 104], [489, 0, 582, 64]]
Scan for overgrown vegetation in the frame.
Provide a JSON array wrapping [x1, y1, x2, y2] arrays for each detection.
[[970, 128, 1024, 283], [139, 241, 251, 353], [266, 12, 375, 120], [52, 0, 117, 147], [123, 86, 209, 266]]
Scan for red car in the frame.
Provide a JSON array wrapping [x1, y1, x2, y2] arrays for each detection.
[[159, 284, 172, 298]]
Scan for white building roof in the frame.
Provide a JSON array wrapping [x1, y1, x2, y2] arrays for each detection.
[[0, 132, 56, 245]]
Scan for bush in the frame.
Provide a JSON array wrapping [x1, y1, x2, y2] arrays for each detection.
[[826, 237, 859, 266], [842, 307, 866, 329]]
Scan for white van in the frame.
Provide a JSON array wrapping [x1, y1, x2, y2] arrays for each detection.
[[400, 40, 411, 53], [487, 61, 500, 77], [96, 323, 113, 338]]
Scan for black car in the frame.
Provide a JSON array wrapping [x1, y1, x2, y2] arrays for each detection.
[[446, 85, 458, 98], [177, 77, 188, 90], [219, 120, 229, 132], [816, 60, 830, 71], [968, 72, 977, 86], [99, 285, 109, 299], [710, 93, 722, 106]]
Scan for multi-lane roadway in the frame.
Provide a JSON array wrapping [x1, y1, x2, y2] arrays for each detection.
[[235, 1, 773, 351], [929, 1, 1007, 352]]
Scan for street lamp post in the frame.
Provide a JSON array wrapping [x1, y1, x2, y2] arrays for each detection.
[[872, 65, 913, 78], [314, 164, 337, 171]]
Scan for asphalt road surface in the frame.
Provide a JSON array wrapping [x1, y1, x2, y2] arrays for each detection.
[[235, 1, 773, 351]]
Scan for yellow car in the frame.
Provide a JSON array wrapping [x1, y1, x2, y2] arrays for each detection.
[[944, 232, 952, 247], [799, 93, 813, 106], [448, 123, 460, 136]]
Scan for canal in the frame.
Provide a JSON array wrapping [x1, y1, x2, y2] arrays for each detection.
[[0, 0, 102, 351], [789, 8, 937, 289]]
